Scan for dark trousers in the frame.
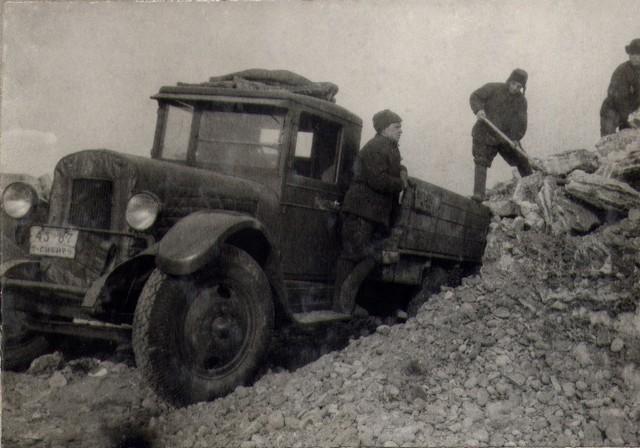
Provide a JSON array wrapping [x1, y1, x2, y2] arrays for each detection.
[[334, 213, 388, 306], [472, 139, 532, 177], [600, 107, 630, 137]]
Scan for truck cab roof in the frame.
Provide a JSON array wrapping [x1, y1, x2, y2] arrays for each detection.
[[153, 83, 362, 127]]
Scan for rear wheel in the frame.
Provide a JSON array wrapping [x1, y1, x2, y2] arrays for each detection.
[[407, 266, 449, 317], [132, 245, 274, 406], [1, 291, 50, 370]]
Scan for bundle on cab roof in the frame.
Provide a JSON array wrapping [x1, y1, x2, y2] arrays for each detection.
[[177, 68, 340, 102]]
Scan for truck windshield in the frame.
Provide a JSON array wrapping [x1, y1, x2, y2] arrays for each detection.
[[160, 102, 286, 174], [195, 104, 285, 172]]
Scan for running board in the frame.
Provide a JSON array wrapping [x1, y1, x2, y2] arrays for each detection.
[[292, 310, 352, 325]]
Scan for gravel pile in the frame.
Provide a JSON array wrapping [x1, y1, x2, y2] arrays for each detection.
[[150, 210, 640, 447]]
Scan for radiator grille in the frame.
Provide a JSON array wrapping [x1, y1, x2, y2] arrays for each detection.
[[69, 179, 113, 230]]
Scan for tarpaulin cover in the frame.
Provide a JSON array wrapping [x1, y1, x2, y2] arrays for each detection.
[[182, 69, 339, 103]]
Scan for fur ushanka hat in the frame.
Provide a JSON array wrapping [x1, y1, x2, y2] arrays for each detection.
[[373, 109, 402, 133]]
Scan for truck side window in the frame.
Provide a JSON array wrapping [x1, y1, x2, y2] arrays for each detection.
[[293, 113, 341, 183]]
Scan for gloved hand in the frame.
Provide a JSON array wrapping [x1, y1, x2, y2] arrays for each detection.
[[400, 169, 409, 189]]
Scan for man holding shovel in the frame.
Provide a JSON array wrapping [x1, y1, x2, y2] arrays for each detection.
[[469, 68, 532, 202]]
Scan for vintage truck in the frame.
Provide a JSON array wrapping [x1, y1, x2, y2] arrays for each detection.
[[1, 71, 490, 405]]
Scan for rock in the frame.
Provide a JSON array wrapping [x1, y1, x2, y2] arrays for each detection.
[[512, 216, 526, 231], [536, 391, 553, 404], [406, 384, 429, 402], [486, 400, 512, 421], [603, 148, 640, 189], [561, 382, 575, 398], [538, 177, 601, 234], [486, 199, 519, 218], [513, 172, 545, 203], [598, 408, 627, 445], [629, 109, 640, 128], [595, 128, 640, 157], [610, 338, 624, 352], [476, 389, 490, 406], [28, 352, 63, 375], [495, 354, 510, 367], [566, 170, 640, 212], [89, 367, 108, 378], [517, 201, 546, 230], [48, 371, 68, 388], [267, 411, 285, 431], [629, 208, 640, 221], [538, 149, 599, 176], [472, 428, 490, 442], [582, 421, 604, 445]]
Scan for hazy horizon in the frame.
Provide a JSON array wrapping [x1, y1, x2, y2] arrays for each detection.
[[1, 0, 637, 195]]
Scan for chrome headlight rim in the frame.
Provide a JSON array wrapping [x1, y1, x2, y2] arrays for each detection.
[[125, 192, 161, 231], [1, 182, 37, 219]]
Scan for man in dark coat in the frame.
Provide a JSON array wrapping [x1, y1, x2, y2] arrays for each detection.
[[600, 38, 640, 136], [469, 68, 532, 201], [334, 109, 407, 311]]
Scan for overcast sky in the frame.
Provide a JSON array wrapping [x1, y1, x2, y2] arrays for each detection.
[[1, 0, 637, 195]]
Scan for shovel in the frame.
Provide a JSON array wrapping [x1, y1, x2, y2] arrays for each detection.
[[479, 116, 543, 173]]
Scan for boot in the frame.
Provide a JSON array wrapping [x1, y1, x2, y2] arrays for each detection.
[[472, 164, 487, 202], [333, 258, 355, 312]]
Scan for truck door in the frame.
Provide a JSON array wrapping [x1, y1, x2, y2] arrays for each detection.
[[280, 112, 344, 296]]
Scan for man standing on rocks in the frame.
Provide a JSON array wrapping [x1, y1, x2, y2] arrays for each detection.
[[334, 109, 408, 311], [600, 38, 640, 136], [469, 68, 532, 202]]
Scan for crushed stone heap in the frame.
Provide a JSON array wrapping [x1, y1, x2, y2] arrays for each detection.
[[146, 131, 640, 447]]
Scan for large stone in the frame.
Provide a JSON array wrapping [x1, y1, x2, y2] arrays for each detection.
[[512, 172, 545, 203], [28, 351, 63, 375], [595, 128, 640, 157], [486, 199, 519, 218], [538, 149, 599, 176], [628, 108, 640, 129], [598, 407, 628, 445], [597, 147, 640, 190], [537, 177, 601, 234], [565, 170, 640, 212]]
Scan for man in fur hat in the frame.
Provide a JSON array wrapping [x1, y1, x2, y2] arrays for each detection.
[[334, 109, 408, 310], [600, 38, 640, 136], [469, 68, 531, 202]]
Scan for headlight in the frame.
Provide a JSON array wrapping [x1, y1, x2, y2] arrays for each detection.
[[2, 182, 37, 219], [126, 192, 160, 231]]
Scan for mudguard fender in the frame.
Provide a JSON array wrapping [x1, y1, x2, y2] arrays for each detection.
[[157, 211, 268, 276]]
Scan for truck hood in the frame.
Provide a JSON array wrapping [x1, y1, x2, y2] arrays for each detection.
[[50, 149, 280, 231]]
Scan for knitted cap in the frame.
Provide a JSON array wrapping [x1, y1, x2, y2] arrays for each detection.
[[626, 38, 640, 55], [507, 68, 528, 87], [373, 109, 402, 133]]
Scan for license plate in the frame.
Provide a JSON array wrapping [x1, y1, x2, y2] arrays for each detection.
[[30, 226, 79, 259]]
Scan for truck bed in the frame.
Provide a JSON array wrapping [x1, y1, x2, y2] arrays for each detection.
[[392, 178, 492, 264]]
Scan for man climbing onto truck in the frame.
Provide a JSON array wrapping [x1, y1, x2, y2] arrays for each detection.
[[600, 38, 640, 136], [334, 109, 408, 311], [469, 68, 531, 202]]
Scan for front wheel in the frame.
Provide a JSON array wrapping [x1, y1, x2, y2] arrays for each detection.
[[132, 245, 274, 406]]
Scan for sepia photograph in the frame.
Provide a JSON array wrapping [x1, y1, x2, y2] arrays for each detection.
[[1, 0, 639, 446]]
